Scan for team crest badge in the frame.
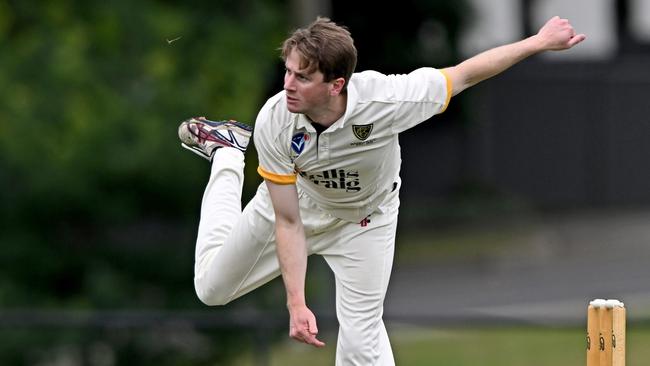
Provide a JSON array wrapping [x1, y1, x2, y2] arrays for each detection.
[[352, 124, 373, 141], [291, 132, 310, 155]]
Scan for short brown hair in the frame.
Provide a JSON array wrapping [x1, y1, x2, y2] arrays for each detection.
[[281, 17, 357, 90]]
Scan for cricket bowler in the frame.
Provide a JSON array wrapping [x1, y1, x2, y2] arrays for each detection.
[[178, 16, 585, 365]]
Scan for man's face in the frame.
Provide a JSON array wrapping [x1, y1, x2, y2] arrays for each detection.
[[283, 50, 332, 115]]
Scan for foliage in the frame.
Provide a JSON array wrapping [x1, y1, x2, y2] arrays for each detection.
[[0, 0, 287, 364], [0, 0, 288, 296]]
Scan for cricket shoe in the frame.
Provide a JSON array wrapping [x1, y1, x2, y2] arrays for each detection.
[[178, 117, 253, 160]]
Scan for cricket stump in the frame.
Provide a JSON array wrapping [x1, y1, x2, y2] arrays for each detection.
[[587, 299, 625, 366]]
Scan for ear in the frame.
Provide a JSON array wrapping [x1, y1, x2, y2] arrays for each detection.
[[329, 77, 346, 96]]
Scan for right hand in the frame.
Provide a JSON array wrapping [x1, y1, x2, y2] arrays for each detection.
[[288, 304, 326, 348], [536, 16, 586, 51]]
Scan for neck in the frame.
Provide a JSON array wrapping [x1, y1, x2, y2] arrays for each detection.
[[307, 92, 347, 127]]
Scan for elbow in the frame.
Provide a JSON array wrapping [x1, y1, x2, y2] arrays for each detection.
[[275, 211, 302, 229], [452, 72, 474, 96], [453, 80, 473, 96], [275, 215, 304, 243]]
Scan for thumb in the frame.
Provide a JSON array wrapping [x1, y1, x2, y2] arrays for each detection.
[[568, 34, 587, 48], [308, 317, 319, 335]]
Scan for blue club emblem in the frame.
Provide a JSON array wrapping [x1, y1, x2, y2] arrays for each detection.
[[291, 132, 310, 155]]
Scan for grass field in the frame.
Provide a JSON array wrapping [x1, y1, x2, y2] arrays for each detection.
[[235, 325, 650, 366]]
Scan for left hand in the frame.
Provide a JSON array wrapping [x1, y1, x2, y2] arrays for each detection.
[[536, 16, 586, 51], [288, 304, 326, 348]]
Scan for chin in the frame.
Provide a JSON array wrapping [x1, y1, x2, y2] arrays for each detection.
[[286, 103, 302, 114]]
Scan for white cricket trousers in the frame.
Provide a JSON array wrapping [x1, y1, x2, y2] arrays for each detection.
[[194, 147, 399, 366]]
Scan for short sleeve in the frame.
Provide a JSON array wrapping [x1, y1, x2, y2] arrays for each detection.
[[390, 67, 451, 134], [253, 100, 297, 185]]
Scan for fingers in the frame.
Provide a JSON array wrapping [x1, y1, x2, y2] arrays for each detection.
[[308, 316, 319, 335], [548, 16, 568, 26], [542, 15, 585, 50], [290, 326, 326, 347], [304, 332, 326, 348], [568, 33, 587, 48], [288, 307, 326, 348], [289, 317, 326, 348], [306, 317, 325, 347]]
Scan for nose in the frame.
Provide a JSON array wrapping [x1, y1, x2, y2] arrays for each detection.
[[284, 74, 295, 91]]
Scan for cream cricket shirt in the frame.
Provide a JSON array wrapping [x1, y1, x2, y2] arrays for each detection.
[[255, 67, 451, 223]]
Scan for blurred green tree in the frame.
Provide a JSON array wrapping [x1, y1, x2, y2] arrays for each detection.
[[0, 0, 288, 364]]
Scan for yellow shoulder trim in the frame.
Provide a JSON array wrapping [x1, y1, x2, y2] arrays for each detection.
[[439, 69, 453, 113], [257, 166, 297, 185]]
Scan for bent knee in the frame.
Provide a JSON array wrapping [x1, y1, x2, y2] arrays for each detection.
[[194, 280, 232, 306]]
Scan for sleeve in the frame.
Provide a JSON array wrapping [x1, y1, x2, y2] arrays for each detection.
[[390, 67, 452, 134], [253, 103, 297, 185]]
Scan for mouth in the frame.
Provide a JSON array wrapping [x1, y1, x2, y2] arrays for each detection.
[[286, 96, 300, 109]]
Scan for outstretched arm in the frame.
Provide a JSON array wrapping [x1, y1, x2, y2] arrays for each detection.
[[265, 180, 325, 348], [443, 16, 586, 96]]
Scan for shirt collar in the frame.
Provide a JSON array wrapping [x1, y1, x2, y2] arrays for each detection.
[[331, 81, 358, 130], [296, 113, 315, 132]]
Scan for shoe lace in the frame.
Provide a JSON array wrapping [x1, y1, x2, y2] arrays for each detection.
[[190, 123, 244, 149]]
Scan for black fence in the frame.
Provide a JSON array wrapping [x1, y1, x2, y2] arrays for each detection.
[[399, 55, 650, 211]]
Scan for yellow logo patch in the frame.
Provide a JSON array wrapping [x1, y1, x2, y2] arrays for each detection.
[[352, 124, 373, 141]]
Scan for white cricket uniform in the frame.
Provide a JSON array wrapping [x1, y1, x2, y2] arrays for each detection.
[[193, 67, 450, 366]]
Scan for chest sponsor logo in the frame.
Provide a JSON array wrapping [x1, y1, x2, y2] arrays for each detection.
[[352, 123, 373, 141], [299, 169, 361, 192], [291, 132, 310, 155]]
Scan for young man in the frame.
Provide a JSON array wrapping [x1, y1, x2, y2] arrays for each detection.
[[178, 17, 585, 365]]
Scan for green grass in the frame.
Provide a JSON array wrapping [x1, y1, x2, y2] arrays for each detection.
[[234, 325, 650, 366]]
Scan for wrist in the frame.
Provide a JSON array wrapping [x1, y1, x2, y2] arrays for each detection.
[[287, 298, 306, 310], [527, 34, 547, 53]]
